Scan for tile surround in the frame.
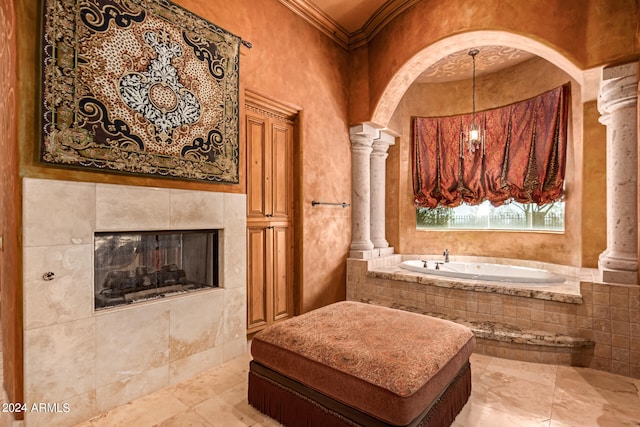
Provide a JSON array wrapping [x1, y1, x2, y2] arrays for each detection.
[[22, 178, 247, 427]]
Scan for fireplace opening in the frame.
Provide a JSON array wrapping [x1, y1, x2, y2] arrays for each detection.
[[94, 229, 219, 310]]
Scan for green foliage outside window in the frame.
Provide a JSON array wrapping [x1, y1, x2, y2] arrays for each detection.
[[416, 201, 564, 231]]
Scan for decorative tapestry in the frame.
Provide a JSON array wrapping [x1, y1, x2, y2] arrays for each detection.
[[41, 0, 242, 183]]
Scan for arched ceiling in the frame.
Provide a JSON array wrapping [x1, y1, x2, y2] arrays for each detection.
[[416, 46, 536, 83]]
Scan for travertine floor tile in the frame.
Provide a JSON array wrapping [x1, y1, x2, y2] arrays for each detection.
[[452, 400, 551, 427], [471, 364, 556, 420], [56, 349, 640, 427], [157, 408, 214, 427], [87, 390, 188, 427], [551, 366, 640, 427]]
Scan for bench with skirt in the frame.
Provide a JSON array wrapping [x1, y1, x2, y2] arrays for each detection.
[[248, 301, 476, 427]]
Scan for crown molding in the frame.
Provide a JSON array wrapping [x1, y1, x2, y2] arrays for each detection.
[[278, 0, 419, 50], [278, 0, 350, 49], [349, 0, 420, 49]]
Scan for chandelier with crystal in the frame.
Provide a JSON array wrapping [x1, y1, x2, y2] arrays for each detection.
[[460, 48, 485, 158]]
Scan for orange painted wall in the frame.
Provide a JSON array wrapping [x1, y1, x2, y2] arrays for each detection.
[[386, 56, 599, 266], [582, 101, 607, 267], [0, 0, 23, 415]]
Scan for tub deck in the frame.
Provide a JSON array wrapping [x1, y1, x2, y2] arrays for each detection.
[[368, 262, 583, 304]]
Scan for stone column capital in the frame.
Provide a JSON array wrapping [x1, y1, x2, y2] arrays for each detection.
[[598, 61, 638, 122], [350, 123, 380, 139], [350, 134, 374, 151], [371, 131, 396, 157]]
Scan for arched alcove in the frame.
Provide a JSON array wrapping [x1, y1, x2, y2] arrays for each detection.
[[370, 30, 601, 267]]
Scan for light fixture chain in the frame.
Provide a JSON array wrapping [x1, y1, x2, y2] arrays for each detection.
[[472, 52, 476, 120]]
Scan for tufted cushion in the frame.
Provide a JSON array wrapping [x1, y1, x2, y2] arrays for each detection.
[[251, 301, 475, 425]]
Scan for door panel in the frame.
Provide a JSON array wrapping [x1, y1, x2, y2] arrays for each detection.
[[246, 226, 269, 332], [272, 224, 293, 320], [271, 122, 292, 219], [247, 115, 268, 218]]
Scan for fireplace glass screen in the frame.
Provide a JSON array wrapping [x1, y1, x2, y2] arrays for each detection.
[[94, 230, 219, 309]]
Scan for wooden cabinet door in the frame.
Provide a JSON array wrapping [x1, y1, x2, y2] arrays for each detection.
[[247, 113, 292, 220], [246, 223, 292, 333]]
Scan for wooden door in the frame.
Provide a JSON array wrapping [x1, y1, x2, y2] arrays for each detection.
[[245, 91, 297, 335]]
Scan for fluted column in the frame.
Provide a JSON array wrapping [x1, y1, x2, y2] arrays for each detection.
[[370, 131, 395, 248], [350, 124, 377, 251], [598, 62, 639, 285]]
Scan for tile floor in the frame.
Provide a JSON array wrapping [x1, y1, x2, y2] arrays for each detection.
[[70, 349, 640, 427]]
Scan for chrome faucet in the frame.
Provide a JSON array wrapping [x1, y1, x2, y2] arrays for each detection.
[[443, 249, 450, 263]]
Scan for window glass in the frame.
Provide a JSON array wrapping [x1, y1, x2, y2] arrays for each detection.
[[416, 201, 564, 231]]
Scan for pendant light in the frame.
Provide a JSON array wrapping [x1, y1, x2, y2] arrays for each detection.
[[460, 48, 485, 158]]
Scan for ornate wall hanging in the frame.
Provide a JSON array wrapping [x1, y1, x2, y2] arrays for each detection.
[[40, 0, 244, 183]]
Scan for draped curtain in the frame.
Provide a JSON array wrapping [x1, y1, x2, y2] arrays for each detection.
[[412, 84, 569, 208]]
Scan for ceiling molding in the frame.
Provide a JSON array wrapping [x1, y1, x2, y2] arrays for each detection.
[[349, 0, 421, 49], [278, 0, 350, 49], [278, 0, 419, 50]]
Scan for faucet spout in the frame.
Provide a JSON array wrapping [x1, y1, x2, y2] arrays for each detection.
[[443, 249, 450, 263]]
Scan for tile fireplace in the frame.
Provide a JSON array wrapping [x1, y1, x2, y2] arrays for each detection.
[[22, 178, 247, 426], [94, 230, 220, 309]]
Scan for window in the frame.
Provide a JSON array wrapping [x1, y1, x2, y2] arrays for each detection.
[[416, 200, 564, 231]]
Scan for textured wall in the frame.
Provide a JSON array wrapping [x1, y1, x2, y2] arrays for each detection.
[[0, 0, 23, 420], [386, 56, 595, 266], [582, 101, 607, 267]]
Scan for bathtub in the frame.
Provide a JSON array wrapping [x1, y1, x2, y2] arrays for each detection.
[[400, 259, 566, 284]]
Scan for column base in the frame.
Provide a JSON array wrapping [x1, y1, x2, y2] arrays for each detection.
[[371, 238, 389, 248], [350, 239, 374, 251], [349, 247, 395, 259], [598, 250, 638, 285]]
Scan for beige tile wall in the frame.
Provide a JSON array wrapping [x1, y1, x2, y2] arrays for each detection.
[[347, 257, 640, 379], [22, 178, 247, 427]]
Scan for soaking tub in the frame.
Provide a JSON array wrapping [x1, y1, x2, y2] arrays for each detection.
[[400, 259, 566, 284]]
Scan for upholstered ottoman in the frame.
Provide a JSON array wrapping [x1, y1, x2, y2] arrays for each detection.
[[248, 301, 475, 427]]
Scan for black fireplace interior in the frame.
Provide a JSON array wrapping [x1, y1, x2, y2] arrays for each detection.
[[94, 230, 219, 309]]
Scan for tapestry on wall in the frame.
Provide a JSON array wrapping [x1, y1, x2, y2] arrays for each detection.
[[40, 0, 242, 183]]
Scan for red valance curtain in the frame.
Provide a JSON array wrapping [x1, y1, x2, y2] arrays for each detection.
[[412, 84, 569, 208]]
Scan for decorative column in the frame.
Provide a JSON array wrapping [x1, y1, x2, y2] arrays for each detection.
[[598, 61, 639, 285], [349, 124, 377, 252], [370, 131, 395, 249]]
